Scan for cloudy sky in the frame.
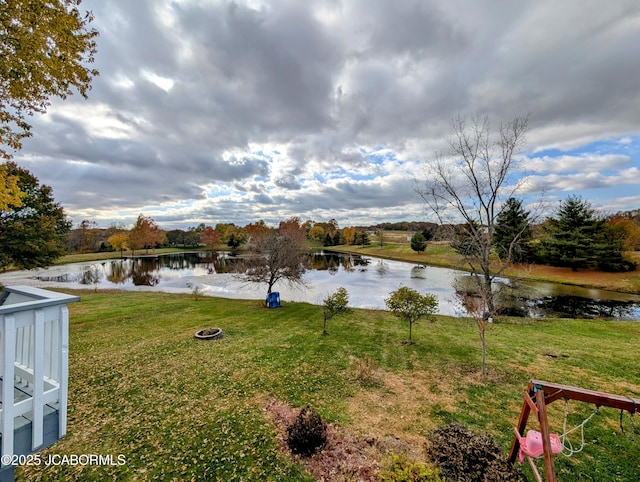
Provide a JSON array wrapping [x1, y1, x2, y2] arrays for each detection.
[[12, 0, 640, 229]]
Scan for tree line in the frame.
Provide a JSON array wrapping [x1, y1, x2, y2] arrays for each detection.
[[2, 158, 639, 275], [64, 216, 373, 257], [438, 195, 639, 272]]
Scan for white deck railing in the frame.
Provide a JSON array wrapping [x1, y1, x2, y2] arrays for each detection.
[[0, 286, 79, 459]]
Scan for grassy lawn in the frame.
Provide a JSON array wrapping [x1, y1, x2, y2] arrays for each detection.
[[17, 290, 640, 481], [329, 243, 640, 294]]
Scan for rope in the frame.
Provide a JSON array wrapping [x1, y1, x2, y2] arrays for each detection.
[[560, 399, 599, 457]]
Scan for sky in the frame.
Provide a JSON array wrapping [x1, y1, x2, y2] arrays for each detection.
[[11, 0, 640, 229]]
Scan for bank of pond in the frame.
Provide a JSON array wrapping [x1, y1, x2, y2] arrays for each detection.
[[1, 251, 639, 320]]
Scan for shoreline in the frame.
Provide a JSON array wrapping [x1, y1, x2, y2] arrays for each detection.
[[323, 244, 640, 295]]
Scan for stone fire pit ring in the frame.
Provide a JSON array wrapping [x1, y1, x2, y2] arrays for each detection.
[[194, 327, 224, 340]]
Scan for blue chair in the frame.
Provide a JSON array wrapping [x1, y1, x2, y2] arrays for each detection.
[[267, 291, 281, 308]]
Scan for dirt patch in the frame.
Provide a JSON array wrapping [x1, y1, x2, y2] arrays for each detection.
[[265, 400, 436, 481], [265, 399, 384, 481]]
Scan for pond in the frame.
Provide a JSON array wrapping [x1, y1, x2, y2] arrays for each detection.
[[1, 251, 639, 320]]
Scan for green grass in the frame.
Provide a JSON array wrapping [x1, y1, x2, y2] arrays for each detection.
[[327, 242, 468, 269], [329, 243, 640, 293], [17, 290, 640, 481]]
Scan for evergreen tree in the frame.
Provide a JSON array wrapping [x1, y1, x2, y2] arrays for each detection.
[[539, 196, 601, 270], [494, 198, 532, 262], [354, 230, 370, 247], [539, 196, 633, 272], [0, 161, 71, 269], [597, 225, 636, 272], [410, 232, 427, 252]]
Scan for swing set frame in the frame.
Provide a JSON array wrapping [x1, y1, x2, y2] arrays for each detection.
[[508, 379, 639, 482]]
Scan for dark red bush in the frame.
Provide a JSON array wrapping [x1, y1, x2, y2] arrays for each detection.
[[286, 406, 328, 457]]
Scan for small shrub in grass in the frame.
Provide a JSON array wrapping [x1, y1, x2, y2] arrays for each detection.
[[426, 423, 520, 482], [185, 282, 204, 300], [350, 356, 379, 386], [379, 453, 444, 482], [286, 406, 327, 456]]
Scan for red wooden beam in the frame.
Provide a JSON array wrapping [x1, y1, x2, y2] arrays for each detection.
[[530, 379, 640, 413], [535, 385, 557, 482]]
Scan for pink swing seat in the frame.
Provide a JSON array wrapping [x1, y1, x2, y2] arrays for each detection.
[[518, 430, 563, 463]]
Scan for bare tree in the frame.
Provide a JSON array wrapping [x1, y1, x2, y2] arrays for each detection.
[[244, 217, 309, 302], [416, 114, 530, 317], [454, 278, 494, 375]]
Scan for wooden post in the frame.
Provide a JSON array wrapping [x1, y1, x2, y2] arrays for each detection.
[[1, 315, 16, 460], [508, 396, 531, 464], [59, 305, 70, 438], [534, 385, 557, 482], [32, 309, 45, 450]]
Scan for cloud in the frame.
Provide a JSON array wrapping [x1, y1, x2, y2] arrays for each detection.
[[8, 0, 640, 228], [526, 154, 632, 174]]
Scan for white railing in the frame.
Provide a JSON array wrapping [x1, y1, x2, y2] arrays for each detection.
[[0, 286, 79, 459]]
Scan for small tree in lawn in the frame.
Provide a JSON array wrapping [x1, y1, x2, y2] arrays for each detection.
[[455, 278, 494, 376], [322, 287, 350, 335], [385, 286, 438, 344], [410, 232, 427, 252]]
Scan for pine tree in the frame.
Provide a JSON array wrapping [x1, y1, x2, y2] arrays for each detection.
[[410, 232, 427, 252], [540, 196, 601, 270], [539, 196, 633, 272], [494, 198, 532, 262], [0, 161, 71, 269]]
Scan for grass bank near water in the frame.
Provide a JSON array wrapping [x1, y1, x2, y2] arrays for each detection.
[[328, 243, 640, 294], [17, 290, 640, 481]]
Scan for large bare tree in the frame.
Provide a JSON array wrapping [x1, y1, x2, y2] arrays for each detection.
[[416, 114, 530, 317], [244, 216, 309, 302]]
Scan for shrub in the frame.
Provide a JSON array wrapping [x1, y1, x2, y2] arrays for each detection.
[[379, 453, 443, 482], [350, 356, 379, 387], [426, 423, 520, 482], [410, 232, 427, 252], [286, 406, 327, 456]]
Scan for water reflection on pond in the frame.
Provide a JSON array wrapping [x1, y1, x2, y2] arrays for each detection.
[[1, 251, 639, 320]]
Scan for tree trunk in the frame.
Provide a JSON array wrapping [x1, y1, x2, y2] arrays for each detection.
[[480, 325, 487, 376], [483, 274, 494, 316]]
